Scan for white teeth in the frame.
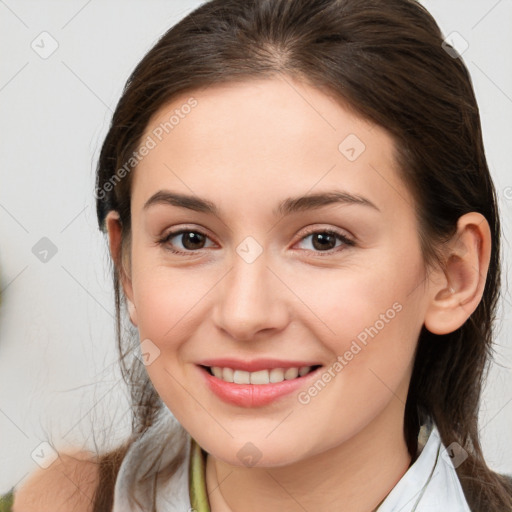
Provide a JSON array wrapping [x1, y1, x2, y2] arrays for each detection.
[[269, 368, 285, 383], [299, 366, 310, 376], [210, 366, 314, 385], [284, 367, 299, 380], [223, 367, 234, 382], [233, 370, 250, 384], [250, 370, 270, 385], [211, 367, 223, 378]]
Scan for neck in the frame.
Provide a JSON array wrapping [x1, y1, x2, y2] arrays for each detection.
[[205, 400, 412, 512]]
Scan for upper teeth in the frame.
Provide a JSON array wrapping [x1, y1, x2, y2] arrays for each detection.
[[210, 366, 313, 384]]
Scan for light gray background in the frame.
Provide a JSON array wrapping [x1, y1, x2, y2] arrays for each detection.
[[1, 0, 511, 493]]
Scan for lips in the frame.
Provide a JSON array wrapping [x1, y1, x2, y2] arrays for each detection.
[[196, 361, 324, 408]]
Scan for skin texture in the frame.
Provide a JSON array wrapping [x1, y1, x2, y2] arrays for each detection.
[[12, 451, 99, 512], [105, 76, 491, 512]]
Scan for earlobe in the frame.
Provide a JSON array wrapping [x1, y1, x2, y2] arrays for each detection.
[[127, 298, 138, 327], [424, 212, 491, 335], [105, 210, 138, 327]]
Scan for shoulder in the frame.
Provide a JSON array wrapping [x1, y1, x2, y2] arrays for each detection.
[[11, 450, 99, 512]]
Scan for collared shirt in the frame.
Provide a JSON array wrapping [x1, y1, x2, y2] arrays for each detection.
[[111, 406, 472, 512], [376, 423, 471, 511]]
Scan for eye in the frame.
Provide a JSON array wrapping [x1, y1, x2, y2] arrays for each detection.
[[158, 228, 216, 255], [294, 227, 355, 255], [157, 226, 355, 256]]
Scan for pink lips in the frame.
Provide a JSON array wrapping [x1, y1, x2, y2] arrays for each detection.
[[196, 361, 323, 408]]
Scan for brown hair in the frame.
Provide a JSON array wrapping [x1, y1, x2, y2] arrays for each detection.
[[92, 0, 512, 510]]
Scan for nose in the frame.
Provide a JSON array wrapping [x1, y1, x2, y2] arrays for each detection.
[[212, 248, 290, 342]]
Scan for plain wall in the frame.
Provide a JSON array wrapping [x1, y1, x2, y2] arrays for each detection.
[[1, 0, 511, 493]]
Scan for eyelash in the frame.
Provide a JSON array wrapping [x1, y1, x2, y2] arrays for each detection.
[[157, 226, 356, 257]]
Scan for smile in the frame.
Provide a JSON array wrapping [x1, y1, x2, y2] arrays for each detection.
[[197, 364, 324, 407], [206, 365, 320, 384]]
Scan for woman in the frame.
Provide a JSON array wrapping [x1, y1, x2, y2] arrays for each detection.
[[6, 0, 512, 510]]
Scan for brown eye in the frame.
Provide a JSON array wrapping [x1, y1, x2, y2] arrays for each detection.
[[178, 231, 207, 250], [295, 228, 355, 255], [159, 229, 215, 255], [310, 232, 337, 251]]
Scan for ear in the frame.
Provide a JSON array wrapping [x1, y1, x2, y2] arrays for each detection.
[[105, 211, 138, 327], [424, 212, 491, 335]]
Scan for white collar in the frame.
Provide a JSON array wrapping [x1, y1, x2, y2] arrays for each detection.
[[112, 405, 190, 512], [377, 421, 471, 511], [113, 406, 471, 512]]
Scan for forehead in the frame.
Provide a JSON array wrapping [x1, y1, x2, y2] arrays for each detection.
[[132, 77, 412, 219]]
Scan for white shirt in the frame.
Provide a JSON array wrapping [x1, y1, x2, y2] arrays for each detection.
[[112, 406, 471, 511], [377, 423, 471, 511]]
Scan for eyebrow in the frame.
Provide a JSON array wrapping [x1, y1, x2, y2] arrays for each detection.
[[143, 189, 380, 216]]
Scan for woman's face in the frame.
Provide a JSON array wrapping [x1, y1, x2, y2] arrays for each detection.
[[116, 77, 433, 466]]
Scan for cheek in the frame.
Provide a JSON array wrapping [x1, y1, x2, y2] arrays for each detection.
[[130, 268, 212, 413], [296, 256, 425, 421], [301, 254, 423, 348], [298, 270, 420, 441], [133, 268, 210, 343]]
